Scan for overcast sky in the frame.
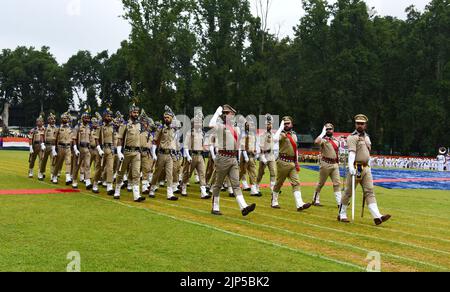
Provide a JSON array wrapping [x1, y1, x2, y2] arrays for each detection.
[[0, 0, 431, 64]]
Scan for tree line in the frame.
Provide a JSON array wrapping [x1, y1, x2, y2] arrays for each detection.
[[0, 0, 449, 155]]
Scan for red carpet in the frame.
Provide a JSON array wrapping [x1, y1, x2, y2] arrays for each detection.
[[0, 189, 80, 196]]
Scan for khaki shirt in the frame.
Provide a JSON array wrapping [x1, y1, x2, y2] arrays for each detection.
[[347, 132, 372, 164], [215, 124, 239, 151], [319, 137, 340, 160], [57, 124, 73, 144], [44, 125, 57, 145], [241, 132, 256, 154], [185, 130, 204, 152], [73, 124, 91, 144], [140, 130, 153, 149], [154, 125, 176, 150], [100, 123, 115, 145], [117, 120, 141, 148], [279, 131, 297, 157], [30, 127, 45, 143], [259, 131, 275, 161], [90, 128, 99, 147]]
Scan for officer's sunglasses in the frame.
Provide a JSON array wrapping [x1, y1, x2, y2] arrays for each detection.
[[326, 128, 333, 131]]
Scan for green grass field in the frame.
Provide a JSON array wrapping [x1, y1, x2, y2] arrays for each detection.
[[0, 150, 449, 272]]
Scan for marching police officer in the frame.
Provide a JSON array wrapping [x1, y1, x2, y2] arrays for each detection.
[[256, 114, 277, 192], [209, 105, 256, 216], [114, 104, 146, 202], [271, 116, 311, 211], [28, 114, 46, 179], [40, 113, 58, 181], [240, 119, 261, 197], [72, 111, 93, 190], [181, 116, 211, 199], [338, 114, 391, 226], [149, 106, 179, 201], [52, 111, 73, 185], [94, 109, 115, 195], [312, 123, 342, 207]]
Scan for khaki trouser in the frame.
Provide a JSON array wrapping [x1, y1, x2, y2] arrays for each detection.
[[240, 156, 257, 185], [29, 144, 43, 170], [205, 157, 215, 186], [182, 154, 206, 186], [151, 154, 173, 187], [40, 146, 55, 175], [342, 166, 377, 206], [73, 147, 91, 181], [212, 155, 243, 198], [98, 147, 114, 184], [117, 151, 141, 186], [173, 156, 182, 184], [274, 160, 300, 193], [141, 151, 154, 181], [53, 146, 72, 176], [257, 160, 276, 184], [315, 162, 341, 193]]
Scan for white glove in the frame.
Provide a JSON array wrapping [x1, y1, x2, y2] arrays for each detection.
[[209, 106, 223, 128], [242, 151, 249, 163], [97, 145, 104, 157], [73, 145, 80, 157], [41, 143, 46, 152], [151, 145, 158, 161], [348, 151, 356, 176], [274, 121, 285, 142], [51, 146, 57, 157], [29, 145, 34, 154], [117, 146, 124, 161], [184, 148, 192, 163], [261, 155, 268, 165], [320, 126, 327, 138]]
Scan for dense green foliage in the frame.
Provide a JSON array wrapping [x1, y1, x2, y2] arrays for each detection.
[[1, 0, 449, 155]]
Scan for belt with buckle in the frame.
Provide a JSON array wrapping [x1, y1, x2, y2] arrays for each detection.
[[125, 147, 141, 153], [247, 152, 256, 158], [159, 149, 175, 155], [103, 143, 113, 148], [322, 157, 339, 164], [190, 150, 203, 156], [79, 142, 90, 148], [33, 142, 41, 145], [58, 143, 71, 147], [279, 154, 296, 163], [218, 150, 238, 158], [45, 142, 55, 146]]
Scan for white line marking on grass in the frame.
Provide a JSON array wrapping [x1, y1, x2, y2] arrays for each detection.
[[220, 197, 450, 257], [149, 199, 449, 271], [81, 193, 364, 271]]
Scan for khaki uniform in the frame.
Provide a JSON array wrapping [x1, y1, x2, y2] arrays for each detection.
[[151, 125, 176, 188], [117, 120, 142, 186], [72, 124, 92, 182], [342, 132, 376, 206], [182, 130, 206, 186], [53, 124, 73, 177], [315, 137, 341, 193], [211, 124, 244, 206], [140, 129, 154, 182], [239, 132, 257, 186], [257, 131, 277, 185], [98, 123, 115, 184], [40, 125, 57, 175], [274, 131, 300, 193], [29, 127, 45, 170]]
